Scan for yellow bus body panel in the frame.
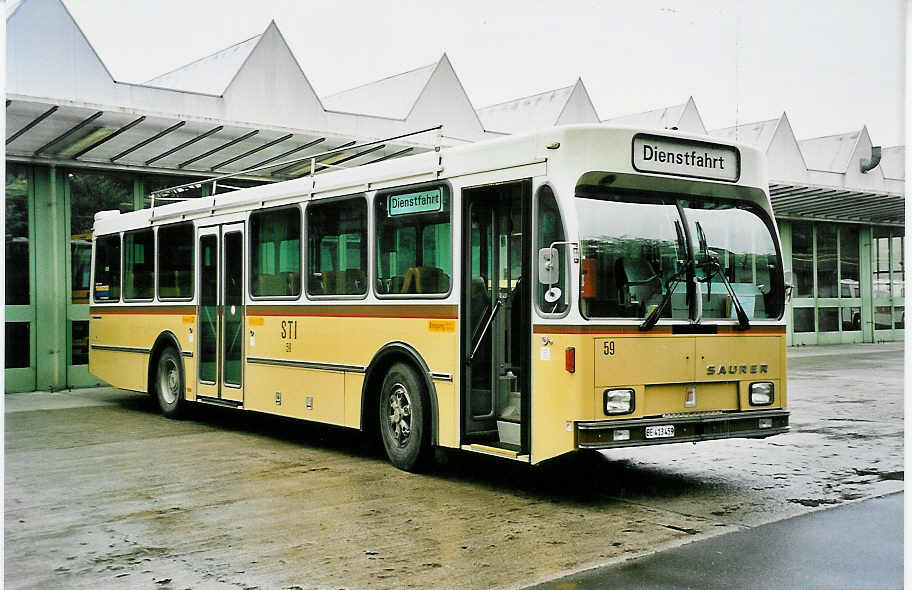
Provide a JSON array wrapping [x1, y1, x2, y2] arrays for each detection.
[[531, 329, 786, 463], [89, 309, 195, 394]]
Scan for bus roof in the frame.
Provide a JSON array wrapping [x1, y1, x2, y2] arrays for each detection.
[[94, 124, 768, 236]]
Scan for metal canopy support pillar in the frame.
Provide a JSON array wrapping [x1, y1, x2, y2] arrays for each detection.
[[859, 225, 874, 343], [34, 164, 67, 391]]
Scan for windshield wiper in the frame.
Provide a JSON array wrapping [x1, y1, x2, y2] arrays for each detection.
[[639, 264, 689, 331], [701, 256, 751, 330]]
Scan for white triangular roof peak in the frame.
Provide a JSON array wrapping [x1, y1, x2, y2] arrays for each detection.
[[799, 127, 867, 173], [322, 61, 438, 119], [145, 34, 262, 95], [554, 79, 600, 127], [880, 146, 905, 181], [711, 116, 780, 149], [478, 82, 587, 134], [406, 54, 485, 140], [602, 96, 705, 134], [7, 0, 115, 101], [221, 21, 327, 128]]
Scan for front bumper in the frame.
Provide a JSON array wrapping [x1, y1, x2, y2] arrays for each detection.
[[576, 409, 790, 449]]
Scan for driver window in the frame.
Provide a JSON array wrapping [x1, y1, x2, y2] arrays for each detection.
[[536, 186, 568, 314]]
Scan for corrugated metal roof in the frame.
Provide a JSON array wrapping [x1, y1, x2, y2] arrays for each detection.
[[770, 182, 904, 225], [477, 85, 575, 134], [145, 34, 261, 95], [799, 130, 861, 172], [880, 145, 905, 180], [321, 62, 437, 119], [711, 117, 779, 149]]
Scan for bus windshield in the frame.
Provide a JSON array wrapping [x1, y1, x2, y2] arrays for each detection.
[[576, 189, 783, 321]]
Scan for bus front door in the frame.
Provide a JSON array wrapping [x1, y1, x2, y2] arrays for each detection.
[[196, 223, 245, 405], [462, 180, 531, 453]]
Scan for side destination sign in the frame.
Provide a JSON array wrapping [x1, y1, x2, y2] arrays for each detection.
[[632, 134, 740, 182], [388, 188, 443, 216]]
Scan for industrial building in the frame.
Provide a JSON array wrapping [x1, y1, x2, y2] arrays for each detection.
[[5, 0, 904, 392]]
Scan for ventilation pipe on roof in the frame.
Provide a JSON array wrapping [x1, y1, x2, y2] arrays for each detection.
[[860, 146, 882, 173]]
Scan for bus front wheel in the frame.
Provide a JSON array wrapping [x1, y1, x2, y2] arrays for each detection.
[[379, 363, 431, 471], [155, 347, 186, 418]]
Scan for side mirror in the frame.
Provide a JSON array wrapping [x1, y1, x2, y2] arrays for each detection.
[[783, 271, 795, 302], [538, 247, 559, 285]]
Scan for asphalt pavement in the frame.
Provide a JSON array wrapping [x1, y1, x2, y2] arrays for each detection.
[[527, 491, 903, 590]]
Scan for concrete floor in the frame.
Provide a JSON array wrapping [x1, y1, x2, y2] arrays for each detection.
[[4, 342, 903, 589]]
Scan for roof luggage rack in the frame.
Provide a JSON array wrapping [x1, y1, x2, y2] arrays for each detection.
[[148, 125, 443, 209]]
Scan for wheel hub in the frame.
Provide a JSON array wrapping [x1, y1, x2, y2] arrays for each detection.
[[387, 383, 412, 447]]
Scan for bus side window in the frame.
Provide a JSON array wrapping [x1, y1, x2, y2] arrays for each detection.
[[157, 222, 194, 300], [307, 197, 367, 296], [123, 228, 154, 300], [375, 186, 451, 296], [93, 234, 121, 302], [250, 206, 301, 298]]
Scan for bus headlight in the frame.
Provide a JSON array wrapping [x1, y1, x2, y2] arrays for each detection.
[[604, 388, 635, 415], [749, 382, 774, 406]]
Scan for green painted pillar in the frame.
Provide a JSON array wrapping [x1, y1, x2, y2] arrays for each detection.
[[859, 225, 874, 342], [34, 165, 67, 391]]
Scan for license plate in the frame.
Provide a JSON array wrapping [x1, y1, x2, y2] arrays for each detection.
[[645, 425, 675, 439]]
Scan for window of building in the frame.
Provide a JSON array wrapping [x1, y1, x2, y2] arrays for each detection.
[[124, 228, 155, 300], [6, 164, 30, 306], [250, 207, 301, 298], [839, 225, 860, 298], [791, 221, 813, 299], [815, 224, 837, 298], [93, 234, 121, 302], [841, 307, 861, 331], [158, 223, 194, 299], [891, 235, 903, 298], [307, 197, 367, 296], [5, 322, 30, 369], [793, 307, 815, 332], [71, 321, 89, 365], [893, 306, 904, 329], [536, 186, 568, 314], [68, 171, 132, 303], [874, 305, 892, 330], [872, 228, 891, 298], [817, 307, 839, 332], [375, 186, 451, 296]]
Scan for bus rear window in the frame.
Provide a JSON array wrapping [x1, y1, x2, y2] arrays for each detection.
[[93, 234, 120, 302], [307, 197, 367, 296], [158, 222, 194, 300], [124, 229, 154, 300], [250, 207, 301, 298]]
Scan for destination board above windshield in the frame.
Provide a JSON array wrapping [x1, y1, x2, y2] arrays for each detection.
[[632, 134, 740, 182]]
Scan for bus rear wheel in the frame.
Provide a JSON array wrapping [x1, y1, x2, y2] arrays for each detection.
[[379, 363, 431, 472], [155, 347, 186, 418]]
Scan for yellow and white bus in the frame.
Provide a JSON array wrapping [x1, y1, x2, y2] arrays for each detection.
[[89, 124, 789, 471]]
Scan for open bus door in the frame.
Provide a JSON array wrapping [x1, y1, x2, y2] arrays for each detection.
[[462, 180, 532, 456]]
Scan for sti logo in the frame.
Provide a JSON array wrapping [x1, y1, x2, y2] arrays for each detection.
[[706, 363, 769, 376]]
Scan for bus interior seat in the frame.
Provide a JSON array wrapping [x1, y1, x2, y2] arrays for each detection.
[[321, 269, 366, 294], [401, 266, 449, 294]]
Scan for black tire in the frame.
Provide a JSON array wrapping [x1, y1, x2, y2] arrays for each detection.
[[379, 362, 432, 472], [154, 347, 186, 418]]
